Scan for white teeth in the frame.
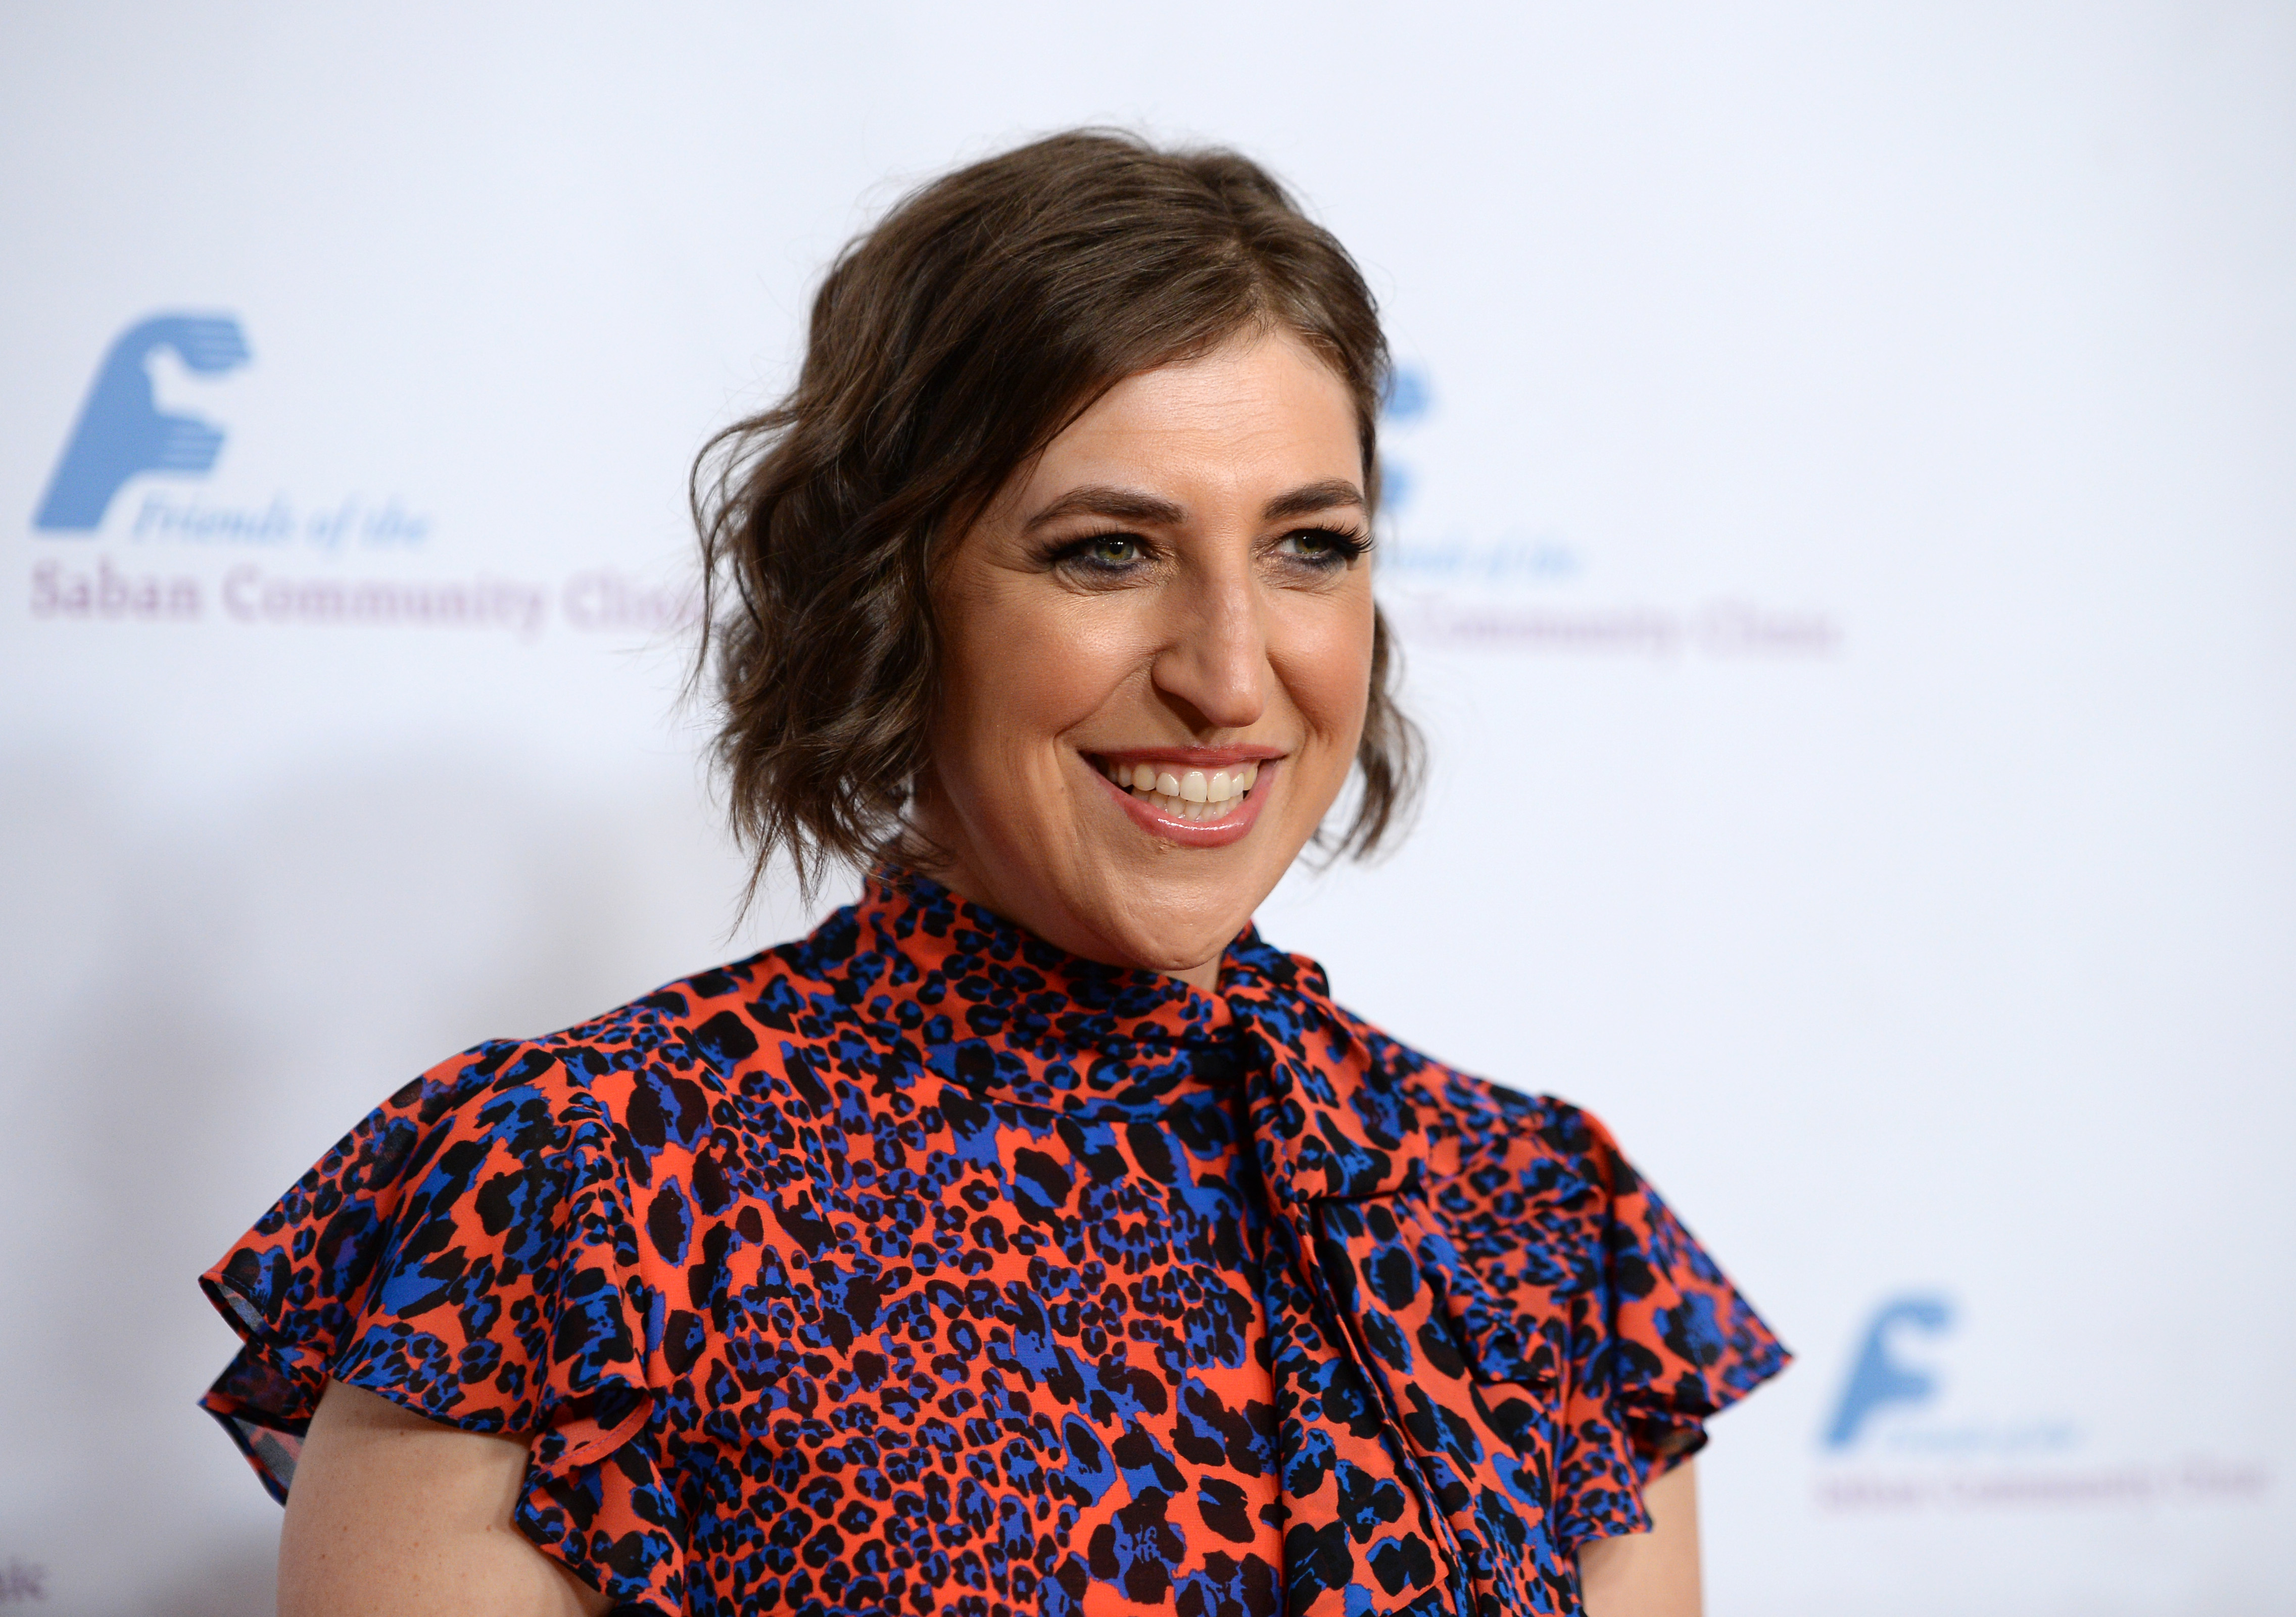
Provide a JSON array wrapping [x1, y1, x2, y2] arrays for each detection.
[[1138, 789, 1226, 820], [1097, 756, 1268, 821]]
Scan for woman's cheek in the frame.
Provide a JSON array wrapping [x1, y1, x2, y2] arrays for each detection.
[[1288, 601, 1375, 759]]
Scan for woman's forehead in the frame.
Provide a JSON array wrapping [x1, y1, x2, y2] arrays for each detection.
[[1011, 333, 1361, 516]]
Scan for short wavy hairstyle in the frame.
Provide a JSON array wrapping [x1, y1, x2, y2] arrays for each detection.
[[693, 129, 1422, 896]]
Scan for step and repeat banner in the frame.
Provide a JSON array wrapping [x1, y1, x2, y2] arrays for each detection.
[[4, 5, 2291, 1613]]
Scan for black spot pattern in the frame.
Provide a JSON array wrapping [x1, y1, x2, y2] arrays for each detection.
[[199, 868, 1787, 1614]]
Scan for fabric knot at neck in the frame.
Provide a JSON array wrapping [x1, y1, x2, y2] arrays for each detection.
[[850, 866, 1427, 1185], [855, 868, 1581, 1616]]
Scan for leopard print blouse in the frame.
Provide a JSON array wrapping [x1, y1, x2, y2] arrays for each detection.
[[201, 866, 1786, 1614]]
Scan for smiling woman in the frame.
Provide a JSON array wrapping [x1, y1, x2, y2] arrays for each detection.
[[197, 131, 1787, 1617], [915, 333, 1376, 985]]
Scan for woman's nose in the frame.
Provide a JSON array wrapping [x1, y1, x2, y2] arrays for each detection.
[[1150, 568, 1267, 732]]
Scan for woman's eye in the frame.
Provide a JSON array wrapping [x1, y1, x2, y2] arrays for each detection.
[[1059, 533, 1147, 571], [1277, 527, 1366, 567]]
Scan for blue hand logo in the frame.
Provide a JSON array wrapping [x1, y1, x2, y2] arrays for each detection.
[[1825, 1293, 1954, 1448], [1380, 365, 1432, 424], [34, 313, 252, 532]]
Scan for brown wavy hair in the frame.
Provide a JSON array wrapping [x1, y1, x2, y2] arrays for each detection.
[[692, 129, 1422, 897]]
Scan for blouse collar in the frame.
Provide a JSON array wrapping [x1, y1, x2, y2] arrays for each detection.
[[845, 864, 1425, 1209], [851, 863, 1320, 1049]]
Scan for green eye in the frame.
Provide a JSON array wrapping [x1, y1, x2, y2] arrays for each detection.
[[1278, 526, 1365, 566], [1047, 531, 1152, 576]]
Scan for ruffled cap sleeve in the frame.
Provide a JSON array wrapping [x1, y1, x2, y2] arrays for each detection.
[[1540, 1102, 1790, 1551], [198, 1040, 686, 1611]]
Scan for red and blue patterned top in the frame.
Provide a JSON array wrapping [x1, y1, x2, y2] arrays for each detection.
[[201, 867, 1786, 1615]]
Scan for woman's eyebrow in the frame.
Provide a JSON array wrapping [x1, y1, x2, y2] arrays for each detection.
[[1023, 486, 1186, 531], [1262, 479, 1365, 522], [1024, 479, 1366, 532]]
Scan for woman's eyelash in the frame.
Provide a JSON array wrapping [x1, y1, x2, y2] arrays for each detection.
[[1051, 528, 1368, 565], [1041, 524, 1372, 571], [1282, 525, 1372, 561], [1043, 530, 1151, 568]]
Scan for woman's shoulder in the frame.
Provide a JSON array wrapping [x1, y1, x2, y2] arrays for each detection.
[[200, 940, 851, 1447], [1323, 998, 1633, 1202], [1329, 997, 1791, 1431], [388, 930, 858, 1135], [221, 942, 846, 1310]]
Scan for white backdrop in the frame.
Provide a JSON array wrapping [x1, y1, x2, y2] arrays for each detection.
[[4, 5, 2292, 1613]]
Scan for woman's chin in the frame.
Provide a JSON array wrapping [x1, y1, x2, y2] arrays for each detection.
[[1088, 905, 1260, 981]]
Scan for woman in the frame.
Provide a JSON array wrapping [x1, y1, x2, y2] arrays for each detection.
[[200, 131, 1787, 1617]]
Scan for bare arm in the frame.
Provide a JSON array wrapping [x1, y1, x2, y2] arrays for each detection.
[[1576, 1457, 1701, 1617], [278, 1378, 614, 1617]]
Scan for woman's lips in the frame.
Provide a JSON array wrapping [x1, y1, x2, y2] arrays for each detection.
[[1087, 752, 1279, 847]]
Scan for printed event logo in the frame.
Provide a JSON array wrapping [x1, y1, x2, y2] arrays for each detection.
[[34, 313, 252, 532], [27, 311, 689, 636], [1824, 1292, 1954, 1449], [1377, 363, 1584, 595], [1370, 362, 1837, 659], [1814, 1291, 2266, 1514], [1377, 363, 1433, 518]]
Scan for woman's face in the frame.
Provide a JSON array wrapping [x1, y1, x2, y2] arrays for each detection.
[[913, 329, 1376, 988]]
